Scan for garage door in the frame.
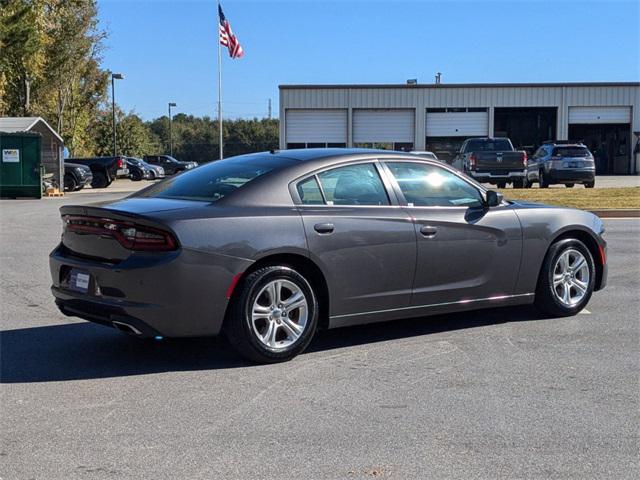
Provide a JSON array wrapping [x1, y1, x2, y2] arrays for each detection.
[[286, 109, 347, 143], [426, 111, 488, 137], [353, 109, 415, 143], [568, 107, 631, 124]]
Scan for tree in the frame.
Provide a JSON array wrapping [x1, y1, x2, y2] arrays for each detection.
[[0, 0, 108, 155], [90, 108, 161, 158]]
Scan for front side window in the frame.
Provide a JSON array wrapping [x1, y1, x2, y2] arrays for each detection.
[[315, 163, 389, 206], [386, 162, 483, 207]]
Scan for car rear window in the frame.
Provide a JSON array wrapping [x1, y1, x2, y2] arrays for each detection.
[[552, 147, 590, 157], [465, 139, 512, 152], [134, 155, 295, 202]]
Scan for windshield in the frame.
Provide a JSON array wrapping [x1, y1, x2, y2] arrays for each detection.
[[134, 154, 296, 202], [466, 139, 512, 152]]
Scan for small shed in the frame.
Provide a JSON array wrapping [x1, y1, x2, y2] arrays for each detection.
[[0, 117, 64, 185]]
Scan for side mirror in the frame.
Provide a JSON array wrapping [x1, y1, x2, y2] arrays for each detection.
[[485, 190, 503, 207]]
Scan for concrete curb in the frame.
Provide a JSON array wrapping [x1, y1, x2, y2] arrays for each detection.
[[590, 209, 640, 218]]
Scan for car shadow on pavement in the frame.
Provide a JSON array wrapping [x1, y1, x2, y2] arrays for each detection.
[[1, 306, 547, 383]]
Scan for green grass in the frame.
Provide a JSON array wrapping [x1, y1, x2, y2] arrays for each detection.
[[498, 187, 640, 210]]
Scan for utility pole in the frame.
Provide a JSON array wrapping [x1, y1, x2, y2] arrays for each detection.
[[268, 98, 272, 120], [168, 102, 177, 156], [111, 73, 124, 156]]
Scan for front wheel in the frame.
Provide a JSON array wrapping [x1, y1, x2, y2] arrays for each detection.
[[565, 183, 575, 188], [534, 239, 595, 317], [225, 266, 319, 363], [91, 171, 109, 188], [585, 181, 595, 189]]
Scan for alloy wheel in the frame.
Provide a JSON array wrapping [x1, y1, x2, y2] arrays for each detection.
[[552, 248, 590, 307], [251, 279, 308, 350]]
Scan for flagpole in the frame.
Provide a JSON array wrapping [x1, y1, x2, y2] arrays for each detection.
[[217, 0, 223, 160]]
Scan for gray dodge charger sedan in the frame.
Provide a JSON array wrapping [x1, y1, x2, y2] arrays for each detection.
[[50, 149, 607, 363]]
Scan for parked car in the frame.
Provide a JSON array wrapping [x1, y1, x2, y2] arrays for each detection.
[[409, 151, 440, 161], [143, 155, 197, 175], [526, 142, 595, 188], [451, 138, 528, 188], [65, 156, 129, 188], [63, 162, 93, 192], [125, 157, 152, 181], [50, 149, 607, 363], [140, 159, 165, 180]]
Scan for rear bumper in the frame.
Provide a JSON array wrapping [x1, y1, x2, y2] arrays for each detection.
[[546, 169, 595, 183], [116, 168, 130, 178], [49, 244, 253, 337], [469, 170, 526, 180]]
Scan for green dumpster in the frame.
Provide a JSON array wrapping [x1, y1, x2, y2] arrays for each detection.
[[0, 132, 42, 198]]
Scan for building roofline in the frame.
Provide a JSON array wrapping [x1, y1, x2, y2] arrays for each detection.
[[0, 116, 64, 143], [279, 81, 640, 90]]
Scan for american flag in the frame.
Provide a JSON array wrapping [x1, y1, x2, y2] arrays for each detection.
[[219, 4, 244, 59]]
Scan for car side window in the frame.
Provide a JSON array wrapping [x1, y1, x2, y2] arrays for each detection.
[[315, 163, 389, 206], [386, 162, 483, 208], [297, 177, 324, 205]]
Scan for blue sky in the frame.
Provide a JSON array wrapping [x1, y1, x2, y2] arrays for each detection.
[[98, 0, 640, 120]]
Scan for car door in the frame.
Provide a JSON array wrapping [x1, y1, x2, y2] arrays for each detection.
[[381, 160, 523, 307], [294, 161, 417, 318]]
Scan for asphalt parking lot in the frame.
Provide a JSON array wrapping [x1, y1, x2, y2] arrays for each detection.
[[1, 192, 639, 479]]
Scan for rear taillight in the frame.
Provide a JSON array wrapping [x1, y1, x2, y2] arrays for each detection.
[[522, 151, 528, 167], [63, 215, 177, 251], [117, 157, 125, 169], [469, 153, 477, 170]]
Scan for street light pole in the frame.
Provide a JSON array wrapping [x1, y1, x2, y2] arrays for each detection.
[[111, 73, 124, 157], [168, 102, 177, 156]]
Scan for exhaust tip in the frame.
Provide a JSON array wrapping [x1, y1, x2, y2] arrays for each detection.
[[112, 320, 142, 335]]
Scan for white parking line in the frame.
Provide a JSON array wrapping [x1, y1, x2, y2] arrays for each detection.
[[579, 309, 592, 315]]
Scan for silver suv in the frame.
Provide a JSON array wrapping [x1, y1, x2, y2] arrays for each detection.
[[525, 142, 595, 188]]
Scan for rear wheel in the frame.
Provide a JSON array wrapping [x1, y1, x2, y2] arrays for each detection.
[[225, 266, 319, 363], [565, 183, 575, 188], [534, 239, 595, 317], [131, 170, 143, 181], [63, 173, 77, 192], [523, 176, 531, 188], [91, 171, 109, 188], [585, 181, 595, 189], [539, 171, 549, 188], [512, 179, 524, 189], [497, 181, 507, 189]]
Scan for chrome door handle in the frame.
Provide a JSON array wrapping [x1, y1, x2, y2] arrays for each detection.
[[419, 226, 438, 237], [314, 223, 335, 234]]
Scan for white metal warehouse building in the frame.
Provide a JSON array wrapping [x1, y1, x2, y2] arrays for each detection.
[[279, 82, 640, 174]]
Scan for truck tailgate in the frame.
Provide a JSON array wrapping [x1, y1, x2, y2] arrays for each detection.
[[475, 151, 525, 171]]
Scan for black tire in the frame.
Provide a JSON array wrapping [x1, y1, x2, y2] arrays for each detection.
[[497, 181, 507, 189], [539, 171, 549, 188], [585, 181, 595, 189], [148, 170, 156, 180], [565, 183, 575, 188], [63, 173, 77, 192], [534, 238, 595, 317], [512, 179, 524, 189], [91, 171, 109, 188], [225, 266, 319, 363], [131, 170, 143, 181], [523, 176, 531, 189]]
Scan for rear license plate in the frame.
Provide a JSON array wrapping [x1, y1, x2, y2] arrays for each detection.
[[69, 269, 91, 293]]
